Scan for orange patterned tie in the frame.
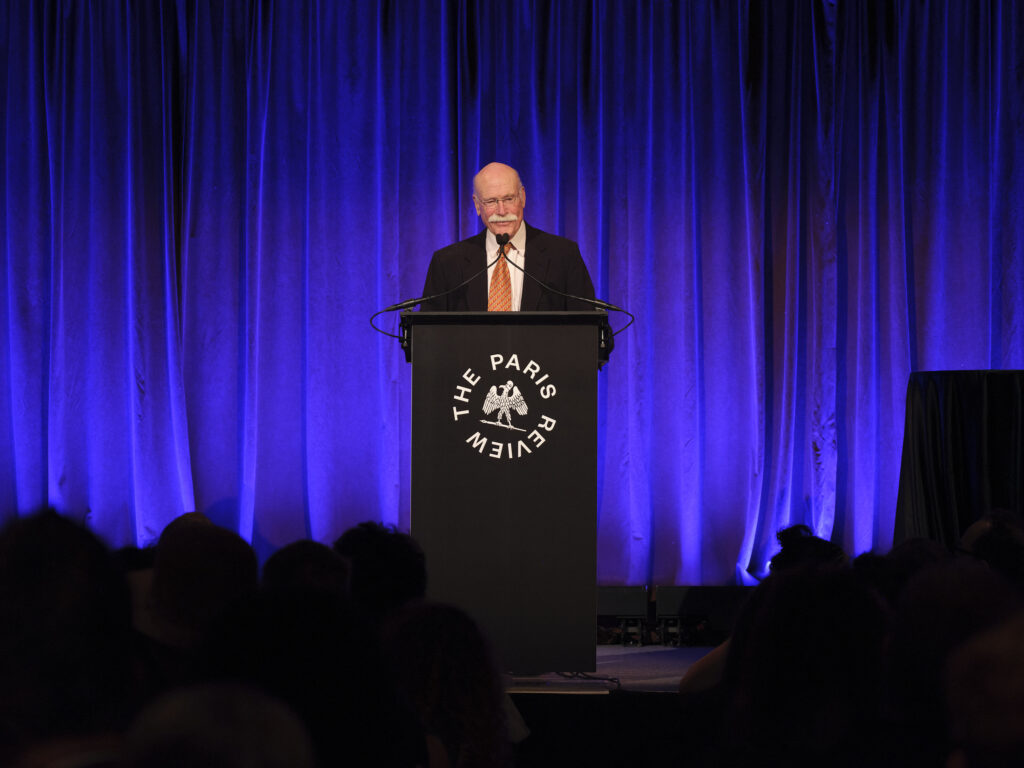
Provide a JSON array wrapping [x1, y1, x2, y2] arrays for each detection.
[[487, 244, 512, 311]]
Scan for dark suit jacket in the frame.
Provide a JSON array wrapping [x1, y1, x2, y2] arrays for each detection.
[[419, 223, 596, 311]]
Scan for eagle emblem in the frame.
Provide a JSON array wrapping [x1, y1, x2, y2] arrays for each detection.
[[481, 379, 528, 431]]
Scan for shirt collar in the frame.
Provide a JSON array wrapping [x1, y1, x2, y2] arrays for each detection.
[[486, 223, 527, 259]]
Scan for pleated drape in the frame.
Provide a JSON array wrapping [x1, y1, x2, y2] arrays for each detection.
[[2, 1, 1023, 582]]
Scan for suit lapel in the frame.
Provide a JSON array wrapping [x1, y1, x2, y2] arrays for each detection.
[[464, 232, 488, 311], [520, 224, 550, 311]]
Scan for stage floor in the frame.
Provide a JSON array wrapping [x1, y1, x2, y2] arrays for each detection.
[[507, 644, 713, 694]]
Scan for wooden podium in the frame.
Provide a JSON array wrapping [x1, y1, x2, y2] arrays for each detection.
[[400, 311, 611, 673]]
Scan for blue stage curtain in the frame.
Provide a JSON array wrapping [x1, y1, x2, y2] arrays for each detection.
[[2, 1, 1022, 583]]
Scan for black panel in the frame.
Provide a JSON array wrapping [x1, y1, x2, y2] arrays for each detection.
[[405, 312, 605, 673]]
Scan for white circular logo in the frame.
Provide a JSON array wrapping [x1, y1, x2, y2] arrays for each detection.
[[448, 352, 558, 460]]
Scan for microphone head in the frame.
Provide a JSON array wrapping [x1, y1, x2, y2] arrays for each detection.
[[495, 233, 511, 246]]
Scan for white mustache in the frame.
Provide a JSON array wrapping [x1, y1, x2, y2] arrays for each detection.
[[488, 214, 518, 223]]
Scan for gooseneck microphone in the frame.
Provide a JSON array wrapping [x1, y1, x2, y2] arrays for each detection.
[[378, 246, 507, 314], [495, 231, 622, 313], [380, 233, 510, 314], [500, 248, 631, 319], [370, 230, 634, 343]]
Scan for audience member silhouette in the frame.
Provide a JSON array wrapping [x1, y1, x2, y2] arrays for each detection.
[[261, 538, 351, 602], [675, 526, 877, 766], [0, 509, 134, 766], [878, 557, 1024, 768], [13, 504, 1024, 768], [121, 682, 316, 768], [678, 523, 847, 696], [333, 521, 427, 626], [383, 600, 512, 768], [959, 509, 1024, 595], [196, 583, 426, 767], [767, 523, 848, 571], [944, 610, 1024, 768], [851, 535, 951, 609], [130, 512, 259, 701], [146, 512, 259, 648], [717, 564, 889, 767]]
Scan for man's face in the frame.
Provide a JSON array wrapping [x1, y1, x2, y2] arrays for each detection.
[[473, 165, 525, 239]]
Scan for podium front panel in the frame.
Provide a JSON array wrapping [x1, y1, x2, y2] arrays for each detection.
[[410, 318, 597, 673]]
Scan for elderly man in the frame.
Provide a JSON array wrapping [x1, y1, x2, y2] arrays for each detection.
[[420, 162, 595, 311]]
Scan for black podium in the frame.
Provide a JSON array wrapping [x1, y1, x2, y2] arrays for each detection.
[[400, 311, 611, 673]]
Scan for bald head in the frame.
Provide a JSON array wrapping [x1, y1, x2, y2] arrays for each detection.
[[473, 162, 523, 196], [473, 162, 526, 239]]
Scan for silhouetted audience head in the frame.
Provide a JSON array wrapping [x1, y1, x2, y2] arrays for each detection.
[[138, 512, 259, 650], [262, 539, 350, 601], [198, 587, 425, 768], [722, 565, 888, 766], [852, 537, 952, 609], [19, 499, 1024, 768], [333, 521, 427, 623], [888, 535, 952, 569], [881, 557, 1024, 767], [383, 600, 511, 768], [768, 524, 848, 573], [960, 510, 1024, 595], [944, 611, 1024, 768], [122, 682, 316, 768], [0, 509, 134, 763]]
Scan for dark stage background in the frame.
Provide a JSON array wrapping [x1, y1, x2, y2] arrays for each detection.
[[2, 1, 1022, 585]]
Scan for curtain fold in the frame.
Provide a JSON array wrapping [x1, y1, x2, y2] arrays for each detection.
[[3, 0, 1023, 583]]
